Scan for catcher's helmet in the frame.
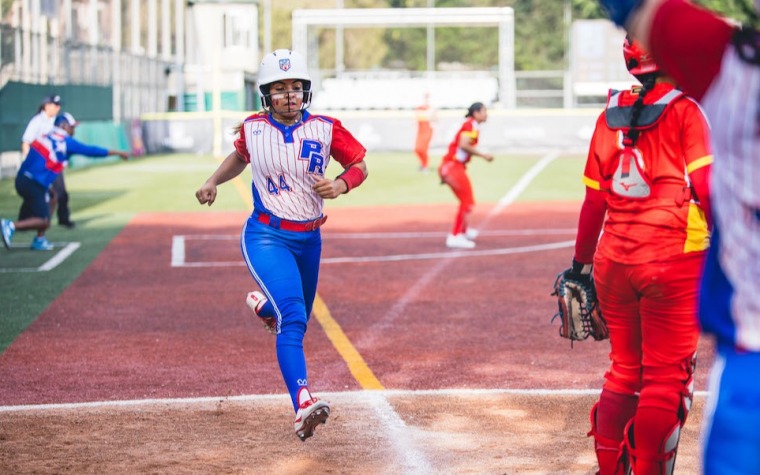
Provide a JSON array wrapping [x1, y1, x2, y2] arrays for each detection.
[[623, 36, 659, 76], [257, 49, 312, 111]]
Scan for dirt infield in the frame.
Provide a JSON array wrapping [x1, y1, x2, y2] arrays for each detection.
[[0, 203, 714, 473]]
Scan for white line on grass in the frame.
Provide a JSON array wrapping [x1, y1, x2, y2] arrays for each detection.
[[488, 150, 560, 221], [0, 242, 80, 273], [38, 242, 81, 271]]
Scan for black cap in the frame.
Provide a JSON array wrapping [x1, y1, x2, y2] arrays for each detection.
[[42, 94, 62, 106]]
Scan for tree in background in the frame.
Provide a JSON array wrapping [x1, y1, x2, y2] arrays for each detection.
[[262, 0, 755, 73]]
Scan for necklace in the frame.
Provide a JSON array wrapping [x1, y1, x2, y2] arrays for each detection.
[[276, 112, 302, 126]]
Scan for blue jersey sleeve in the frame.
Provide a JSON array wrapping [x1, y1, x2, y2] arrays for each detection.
[[65, 136, 110, 158]]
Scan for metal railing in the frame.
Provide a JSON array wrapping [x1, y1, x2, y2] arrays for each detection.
[[0, 23, 173, 121]]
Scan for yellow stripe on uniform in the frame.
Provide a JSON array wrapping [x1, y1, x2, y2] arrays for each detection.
[[687, 154, 713, 174], [582, 175, 601, 190], [312, 294, 385, 390], [229, 160, 383, 390]]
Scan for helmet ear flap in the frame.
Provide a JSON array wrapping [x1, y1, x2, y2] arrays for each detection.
[[301, 80, 313, 109], [259, 84, 272, 109]]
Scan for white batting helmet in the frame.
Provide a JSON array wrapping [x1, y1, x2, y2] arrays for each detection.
[[256, 49, 312, 111]]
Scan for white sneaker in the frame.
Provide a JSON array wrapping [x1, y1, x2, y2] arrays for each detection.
[[446, 233, 476, 249], [465, 228, 479, 241], [245, 291, 276, 335], [294, 388, 330, 441], [1, 219, 15, 248]]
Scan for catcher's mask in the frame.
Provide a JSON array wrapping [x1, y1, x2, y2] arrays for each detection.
[[257, 49, 312, 112], [623, 36, 659, 77]]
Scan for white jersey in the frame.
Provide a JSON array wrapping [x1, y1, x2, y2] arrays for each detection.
[[22, 112, 55, 147], [235, 111, 366, 222], [701, 44, 760, 349]]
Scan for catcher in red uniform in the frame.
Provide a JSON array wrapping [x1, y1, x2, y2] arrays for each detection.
[[556, 37, 713, 475]]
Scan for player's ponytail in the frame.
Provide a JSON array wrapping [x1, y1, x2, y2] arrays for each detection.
[[627, 73, 657, 145]]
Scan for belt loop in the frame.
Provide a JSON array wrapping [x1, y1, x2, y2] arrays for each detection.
[[269, 215, 281, 229]]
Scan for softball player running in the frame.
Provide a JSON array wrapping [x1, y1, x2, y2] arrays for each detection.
[[597, 0, 760, 472], [195, 49, 368, 441], [438, 102, 493, 249], [568, 37, 712, 474]]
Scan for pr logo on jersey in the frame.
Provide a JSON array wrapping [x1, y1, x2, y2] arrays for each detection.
[[300, 139, 326, 175], [279, 59, 291, 72]]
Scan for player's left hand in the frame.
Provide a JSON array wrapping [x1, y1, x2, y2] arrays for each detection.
[[551, 260, 609, 345], [312, 178, 347, 199]]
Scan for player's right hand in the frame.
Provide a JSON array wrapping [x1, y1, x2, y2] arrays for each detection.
[[195, 184, 217, 206]]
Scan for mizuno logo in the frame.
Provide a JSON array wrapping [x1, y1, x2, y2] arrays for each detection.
[[619, 182, 636, 191]]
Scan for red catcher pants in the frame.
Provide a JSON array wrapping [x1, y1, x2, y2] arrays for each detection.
[[593, 251, 703, 400], [592, 252, 704, 474]]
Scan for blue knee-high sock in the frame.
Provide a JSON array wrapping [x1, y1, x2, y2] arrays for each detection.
[[276, 322, 308, 412], [258, 299, 275, 318]]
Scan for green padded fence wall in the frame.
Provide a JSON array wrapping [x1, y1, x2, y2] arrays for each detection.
[[0, 82, 114, 153]]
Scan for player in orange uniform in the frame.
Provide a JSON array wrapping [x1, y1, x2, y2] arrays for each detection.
[[414, 93, 436, 172], [569, 37, 713, 475], [438, 102, 493, 249]]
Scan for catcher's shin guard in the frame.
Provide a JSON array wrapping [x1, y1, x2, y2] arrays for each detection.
[[588, 402, 628, 475], [623, 417, 682, 475]]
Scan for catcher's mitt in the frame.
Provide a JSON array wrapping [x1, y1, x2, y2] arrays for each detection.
[[551, 264, 609, 346]]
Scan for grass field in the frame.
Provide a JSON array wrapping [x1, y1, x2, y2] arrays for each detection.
[[0, 151, 585, 352]]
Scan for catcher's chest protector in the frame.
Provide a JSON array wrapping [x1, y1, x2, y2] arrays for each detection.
[[604, 88, 685, 200]]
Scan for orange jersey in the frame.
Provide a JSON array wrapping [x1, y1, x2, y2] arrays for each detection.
[[442, 117, 479, 166], [415, 104, 435, 124], [583, 83, 713, 264]]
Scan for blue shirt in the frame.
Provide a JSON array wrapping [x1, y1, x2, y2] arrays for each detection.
[[19, 127, 110, 188]]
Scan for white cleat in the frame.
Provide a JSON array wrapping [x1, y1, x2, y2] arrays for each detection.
[[294, 396, 330, 441], [446, 233, 476, 249], [245, 291, 276, 335], [465, 228, 479, 241]]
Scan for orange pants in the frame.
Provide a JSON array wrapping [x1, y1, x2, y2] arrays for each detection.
[[415, 122, 433, 168]]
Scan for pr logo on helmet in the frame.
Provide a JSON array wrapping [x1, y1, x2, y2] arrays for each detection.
[[279, 59, 291, 72]]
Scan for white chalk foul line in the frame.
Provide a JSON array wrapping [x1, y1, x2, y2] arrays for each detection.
[[321, 240, 575, 264], [38, 242, 81, 271], [0, 387, 709, 413], [171, 240, 575, 267], [171, 234, 576, 267], [368, 392, 434, 473], [0, 242, 81, 273]]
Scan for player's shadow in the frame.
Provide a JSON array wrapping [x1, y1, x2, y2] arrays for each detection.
[[68, 190, 129, 212]]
